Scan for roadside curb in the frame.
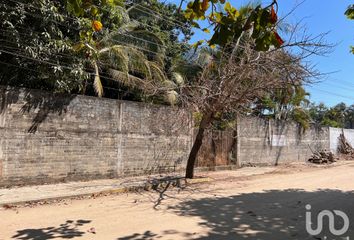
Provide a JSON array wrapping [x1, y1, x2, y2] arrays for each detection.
[[0, 177, 212, 207]]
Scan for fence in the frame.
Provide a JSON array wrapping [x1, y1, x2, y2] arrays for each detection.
[[196, 117, 329, 168], [0, 86, 340, 186]]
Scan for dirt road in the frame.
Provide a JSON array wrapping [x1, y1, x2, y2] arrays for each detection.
[[1, 162, 354, 240]]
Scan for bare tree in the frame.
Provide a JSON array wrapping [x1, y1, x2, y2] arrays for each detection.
[[181, 28, 331, 178]]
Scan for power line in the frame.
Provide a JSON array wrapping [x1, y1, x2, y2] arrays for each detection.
[[1, 4, 80, 31], [1, 26, 166, 55], [114, 31, 166, 49], [1, 30, 175, 69], [0, 60, 40, 73], [6, 0, 80, 23], [6, 0, 194, 34], [0, 39, 86, 63], [0, 46, 125, 78], [2, 20, 170, 52], [320, 81, 354, 92], [0, 60, 128, 93], [135, 3, 188, 27], [4, 42, 353, 103], [0, 49, 79, 71], [0, 31, 195, 72], [131, 4, 191, 31], [0, 48, 172, 90], [327, 79, 354, 88], [309, 87, 354, 101], [1, 3, 187, 50], [107, 38, 166, 56]]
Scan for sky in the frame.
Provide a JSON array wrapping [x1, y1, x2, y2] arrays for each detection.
[[166, 0, 354, 107]]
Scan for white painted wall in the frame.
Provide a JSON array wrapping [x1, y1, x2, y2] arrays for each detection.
[[329, 127, 354, 153]]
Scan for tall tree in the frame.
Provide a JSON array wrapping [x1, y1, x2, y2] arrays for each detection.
[[181, 1, 330, 178], [308, 102, 354, 128], [254, 85, 311, 129]]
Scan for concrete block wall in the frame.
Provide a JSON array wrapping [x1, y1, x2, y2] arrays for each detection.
[[0, 86, 335, 186], [238, 117, 330, 166], [118, 101, 192, 175], [0, 86, 192, 186]]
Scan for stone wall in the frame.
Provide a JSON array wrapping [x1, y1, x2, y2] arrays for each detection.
[[0, 86, 192, 186]]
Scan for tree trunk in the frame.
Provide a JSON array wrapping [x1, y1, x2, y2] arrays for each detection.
[[185, 112, 213, 179]]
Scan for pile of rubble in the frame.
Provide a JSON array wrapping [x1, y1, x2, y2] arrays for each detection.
[[308, 150, 337, 164], [338, 133, 354, 159]]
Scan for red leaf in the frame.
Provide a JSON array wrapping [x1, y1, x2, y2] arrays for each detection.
[[270, 6, 277, 24], [274, 32, 284, 46]]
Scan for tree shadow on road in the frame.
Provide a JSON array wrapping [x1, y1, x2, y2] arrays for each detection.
[[167, 189, 354, 240], [12, 219, 91, 240], [117, 230, 198, 240], [117, 230, 158, 240]]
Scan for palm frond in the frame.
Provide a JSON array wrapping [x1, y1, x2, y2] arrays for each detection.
[[171, 72, 185, 85], [127, 30, 165, 53], [100, 45, 152, 79], [126, 48, 152, 78], [108, 69, 146, 90], [149, 61, 168, 83], [118, 22, 140, 32], [164, 90, 178, 106], [103, 30, 164, 54], [93, 60, 103, 97], [99, 46, 129, 73]]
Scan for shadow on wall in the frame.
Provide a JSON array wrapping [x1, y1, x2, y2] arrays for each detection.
[[0, 86, 76, 133], [118, 189, 354, 240], [12, 219, 91, 239]]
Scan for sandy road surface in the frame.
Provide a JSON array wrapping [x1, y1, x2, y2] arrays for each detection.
[[1, 162, 354, 240]]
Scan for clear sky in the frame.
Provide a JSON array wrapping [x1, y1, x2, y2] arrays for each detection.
[[166, 0, 354, 106]]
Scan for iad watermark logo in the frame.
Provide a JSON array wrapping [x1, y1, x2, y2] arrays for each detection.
[[306, 204, 350, 239]]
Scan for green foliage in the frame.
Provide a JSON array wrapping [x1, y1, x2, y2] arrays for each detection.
[[192, 112, 203, 127], [183, 0, 283, 51], [254, 89, 354, 130], [65, 0, 129, 97], [292, 108, 310, 130], [345, 5, 354, 54], [127, 0, 193, 73], [345, 4, 354, 19], [309, 102, 354, 128], [66, 0, 192, 102], [0, 0, 194, 105], [254, 85, 311, 129], [211, 112, 237, 130], [0, 0, 88, 92]]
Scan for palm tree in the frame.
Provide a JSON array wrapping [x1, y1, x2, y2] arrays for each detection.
[[87, 24, 181, 104], [69, 2, 184, 105]]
